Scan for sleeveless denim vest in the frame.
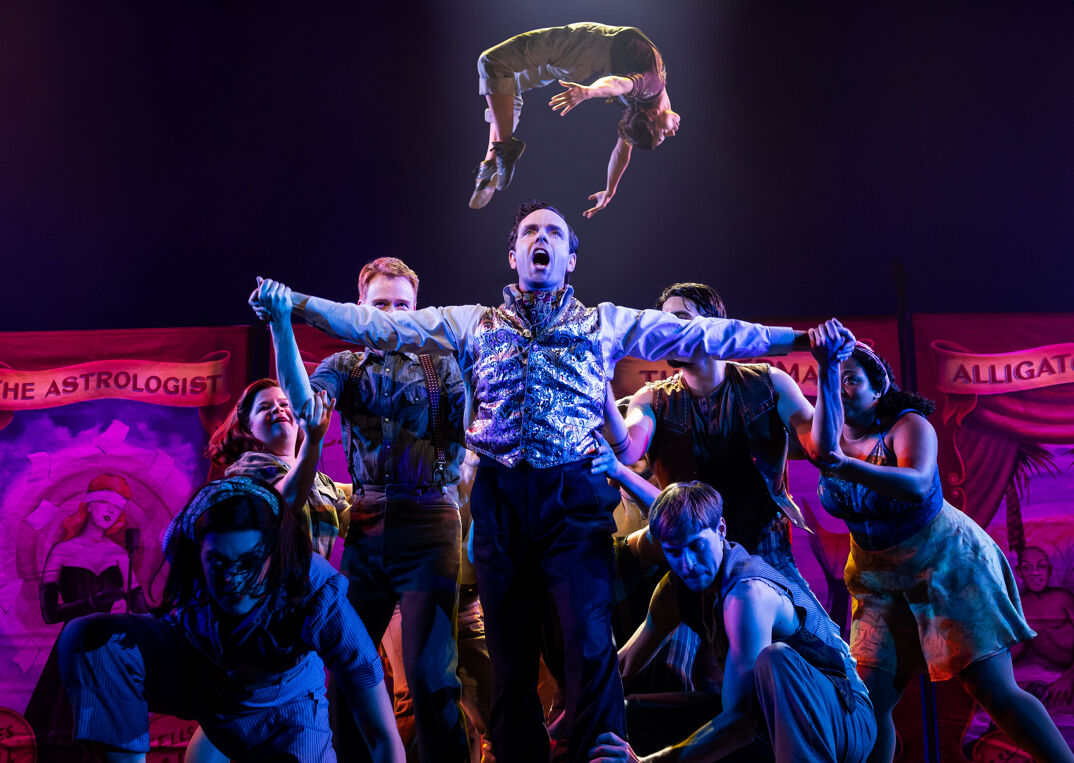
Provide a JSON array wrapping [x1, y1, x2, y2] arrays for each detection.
[[678, 541, 867, 711], [648, 363, 809, 533], [467, 286, 606, 468]]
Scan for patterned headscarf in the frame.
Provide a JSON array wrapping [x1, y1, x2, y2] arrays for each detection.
[[161, 476, 280, 559], [853, 341, 891, 397]]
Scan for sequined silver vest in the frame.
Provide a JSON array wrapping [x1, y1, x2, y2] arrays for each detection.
[[466, 292, 606, 468]]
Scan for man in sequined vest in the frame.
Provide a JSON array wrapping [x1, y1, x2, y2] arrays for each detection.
[[591, 482, 875, 762], [256, 257, 470, 763], [251, 200, 812, 763]]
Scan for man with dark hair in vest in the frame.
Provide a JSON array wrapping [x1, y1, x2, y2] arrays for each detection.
[[603, 283, 853, 607]]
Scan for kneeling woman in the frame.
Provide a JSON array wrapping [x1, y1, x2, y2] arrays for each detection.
[[809, 323, 1071, 763], [59, 476, 404, 762]]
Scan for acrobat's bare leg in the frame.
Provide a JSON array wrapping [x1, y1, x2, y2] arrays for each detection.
[[484, 93, 515, 159], [485, 93, 525, 191]]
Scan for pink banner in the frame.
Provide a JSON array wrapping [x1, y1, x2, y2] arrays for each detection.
[[932, 340, 1074, 395], [0, 326, 253, 759], [0, 353, 231, 410]]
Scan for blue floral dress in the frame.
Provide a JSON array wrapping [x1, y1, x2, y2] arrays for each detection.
[[819, 411, 1035, 680]]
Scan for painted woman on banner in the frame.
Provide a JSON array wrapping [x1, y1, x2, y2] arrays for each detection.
[[38, 473, 146, 624], [26, 473, 147, 761]]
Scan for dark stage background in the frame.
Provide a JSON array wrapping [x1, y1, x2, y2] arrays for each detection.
[[3, 4, 1074, 759], [3, 0, 1073, 331]]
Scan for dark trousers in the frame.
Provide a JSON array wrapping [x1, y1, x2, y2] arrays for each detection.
[[333, 486, 468, 763], [470, 456, 626, 763], [457, 585, 496, 763], [754, 644, 875, 762]]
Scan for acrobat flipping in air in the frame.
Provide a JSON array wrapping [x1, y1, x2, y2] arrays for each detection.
[[470, 22, 681, 217]]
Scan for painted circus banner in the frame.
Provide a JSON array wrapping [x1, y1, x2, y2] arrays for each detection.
[[0, 327, 251, 761], [931, 340, 1074, 396], [0, 355, 231, 410], [915, 314, 1074, 762]]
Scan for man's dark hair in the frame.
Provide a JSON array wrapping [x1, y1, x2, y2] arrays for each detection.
[[656, 282, 727, 319], [618, 105, 657, 150], [507, 199, 579, 255], [648, 481, 725, 543]]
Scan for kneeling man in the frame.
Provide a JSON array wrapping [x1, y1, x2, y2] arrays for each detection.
[[590, 481, 875, 763]]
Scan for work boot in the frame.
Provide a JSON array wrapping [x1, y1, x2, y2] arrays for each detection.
[[469, 159, 497, 209], [492, 136, 526, 191]]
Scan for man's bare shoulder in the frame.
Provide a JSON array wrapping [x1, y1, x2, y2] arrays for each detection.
[[768, 365, 805, 396], [725, 576, 787, 607], [629, 384, 656, 407]]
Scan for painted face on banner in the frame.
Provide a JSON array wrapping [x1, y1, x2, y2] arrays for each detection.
[[659, 520, 726, 593], [1018, 547, 1052, 593], [200, 529, 270, 617], [88, 499, 123, 530]]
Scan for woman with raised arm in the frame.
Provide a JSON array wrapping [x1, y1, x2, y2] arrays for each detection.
[[208, 378, 348, 558], [809, 322, 1071, 763]]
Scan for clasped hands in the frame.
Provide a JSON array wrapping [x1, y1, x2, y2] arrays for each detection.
[[248, 277, 293, 323], [808, 317, 855, 368]]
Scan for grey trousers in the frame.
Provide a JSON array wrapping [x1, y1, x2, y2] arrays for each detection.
[[477, 23, 621, 127], [627, 643, 876, 762], [755, 643, 876, 762]]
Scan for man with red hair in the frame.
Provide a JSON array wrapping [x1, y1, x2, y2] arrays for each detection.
[[263, 257, 471, 762]]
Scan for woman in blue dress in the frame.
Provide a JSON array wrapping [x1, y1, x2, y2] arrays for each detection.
[[809, 320, 1070, 762]]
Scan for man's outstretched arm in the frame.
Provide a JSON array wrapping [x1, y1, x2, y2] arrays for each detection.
[[603, 303, 808, 365], [549, 77, 636, 116], [251, 278, 480, 358]]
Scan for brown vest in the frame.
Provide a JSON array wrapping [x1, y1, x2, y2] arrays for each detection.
[[648, 363, 810, 534]]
